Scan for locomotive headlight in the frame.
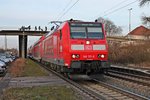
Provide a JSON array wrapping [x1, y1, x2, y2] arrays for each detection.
[[86, 41, 90, 45], [72, 54, 80, 59], [98, 54, 105, 58], [72, 54, 76, 58], [101, 54, 105, 58]]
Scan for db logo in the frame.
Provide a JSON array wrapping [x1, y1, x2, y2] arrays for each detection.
[[85, 45, 92, 50]]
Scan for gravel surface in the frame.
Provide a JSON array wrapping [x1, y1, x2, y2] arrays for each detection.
[[78, 81, 133, 100], [96, 75, 150, 98]]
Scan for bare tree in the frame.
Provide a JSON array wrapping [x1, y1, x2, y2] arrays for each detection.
[[139, 0, 150, 27], [98, 17, 123, 36], [141, 16, 150, 25], [139, 0, 150, 7]]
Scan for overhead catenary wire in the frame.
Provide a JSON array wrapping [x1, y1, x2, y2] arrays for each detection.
[[103, 0, 130, 15], [62, 0, 74, 12], [102, 0, 138, 17], [57, 0, 80, 20], [55, 0, 73, 21]]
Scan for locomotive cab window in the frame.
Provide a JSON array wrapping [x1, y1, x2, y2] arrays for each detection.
[[70, 23, 104, 39], [87, 27, 104, 39], [70, 27, 86, 39]]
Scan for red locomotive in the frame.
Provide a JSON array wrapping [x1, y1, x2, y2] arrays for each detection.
[[30, 19, 109, 74]]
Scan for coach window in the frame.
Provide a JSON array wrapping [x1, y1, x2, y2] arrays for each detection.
[[60, 30, 62, 40]]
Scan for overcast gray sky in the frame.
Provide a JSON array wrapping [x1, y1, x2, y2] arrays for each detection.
[[0, 0, 149, 49]]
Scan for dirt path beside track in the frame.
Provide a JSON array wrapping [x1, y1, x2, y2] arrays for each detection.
[[0, 73, 11, 98]]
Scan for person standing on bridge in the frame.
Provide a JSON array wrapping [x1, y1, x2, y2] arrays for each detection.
[[35, 26, 37, 31], [38, 26, 41, 31]]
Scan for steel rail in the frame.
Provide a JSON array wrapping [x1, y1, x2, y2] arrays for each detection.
[[110, 65, 150, 77], [108, 69, 150, 80], [93, 79, 150, 100], [106, 71, 150, 87]]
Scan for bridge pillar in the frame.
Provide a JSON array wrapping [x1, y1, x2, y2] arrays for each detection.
[[19, 35, 27, 58]]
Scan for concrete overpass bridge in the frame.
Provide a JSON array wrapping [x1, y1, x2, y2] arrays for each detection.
[[0, 29, 49, 58]]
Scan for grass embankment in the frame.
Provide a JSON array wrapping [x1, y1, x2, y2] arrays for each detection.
[[109, 41, 150, 67], [3, 86, 81, 100], [6, 59, 82, 100], [9, 58, 49, 77]]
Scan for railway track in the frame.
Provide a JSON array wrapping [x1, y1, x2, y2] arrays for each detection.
[[100, 68, 150, 99], [95, 79, 149, 99], [106, 66, 150, 90], [37, 62, 102, 100], [77, 79, 148, 100], [34, 60, 149, 100], [110, 65, 150, 77], [99, 74, 150, 99], [106, 70, 150, 87]]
